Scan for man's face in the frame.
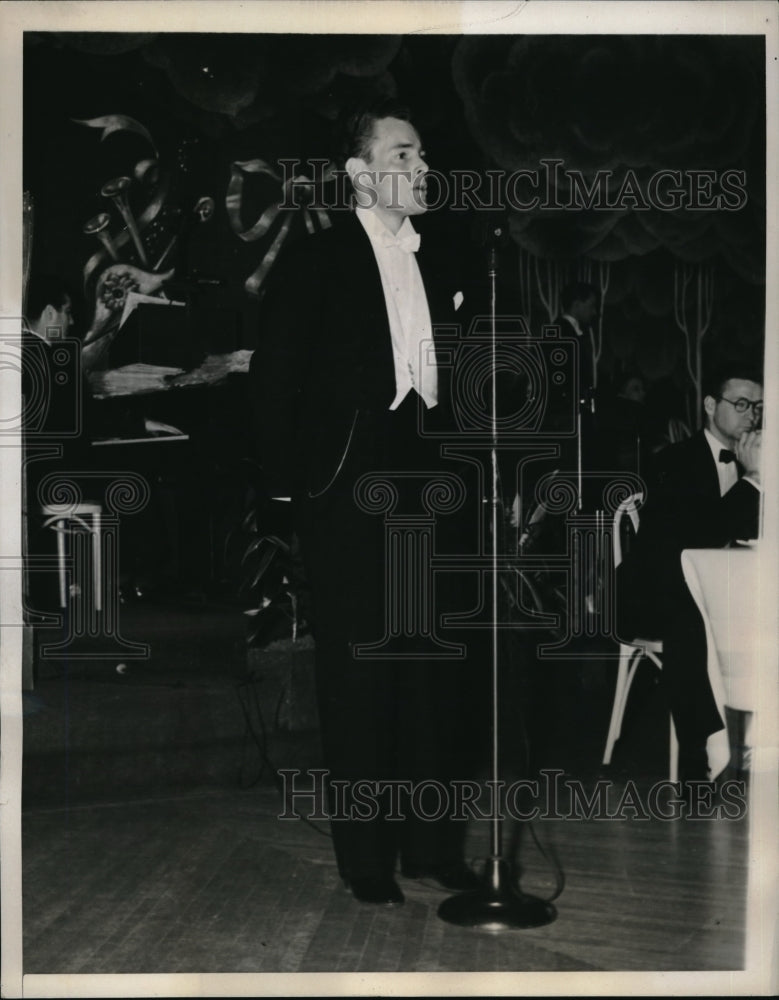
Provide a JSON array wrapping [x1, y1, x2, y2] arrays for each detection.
[[575, 293, 598, 327], [42, 296, 74, 342], [346, 116, 429, 230], [621, 377, 646, 404], [704, 378, 763, 445]]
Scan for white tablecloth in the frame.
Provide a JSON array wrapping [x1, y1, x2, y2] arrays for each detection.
[[681, 545, 760, 777]]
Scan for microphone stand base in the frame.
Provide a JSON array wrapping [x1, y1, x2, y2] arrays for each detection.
[[437, 857, 556, 931]]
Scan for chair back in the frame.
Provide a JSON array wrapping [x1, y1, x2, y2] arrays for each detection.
[[613, 492, 643, 568], [666, 416, 692, 444]]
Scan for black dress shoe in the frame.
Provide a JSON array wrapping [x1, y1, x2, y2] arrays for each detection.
[[678, 744, 710, 783], [401, 861, 481, 892], [344, 875, 404, 906]]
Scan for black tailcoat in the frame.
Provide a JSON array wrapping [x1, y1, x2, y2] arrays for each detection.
[[617, 430, 760, 747], [251, 212, 486, 880]]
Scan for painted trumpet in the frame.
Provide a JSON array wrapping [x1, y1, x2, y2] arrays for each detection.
[[83, 212, 119, 261], [101, 176, 149, 267]]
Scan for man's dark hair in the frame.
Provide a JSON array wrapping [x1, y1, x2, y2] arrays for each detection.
[[25, 273, 70, 323], [560, 281, 598, 313], [334, 96, 412, 169], [616, 371, 646, 393], [702, 364, 763, 402]]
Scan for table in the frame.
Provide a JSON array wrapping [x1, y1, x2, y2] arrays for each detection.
[[681, 544, 761, 776]]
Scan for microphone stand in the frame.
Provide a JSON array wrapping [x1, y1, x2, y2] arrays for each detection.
[[438, 232, 557, 930]]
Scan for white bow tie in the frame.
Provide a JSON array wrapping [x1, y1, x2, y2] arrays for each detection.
[[380, 230, 421, 253]]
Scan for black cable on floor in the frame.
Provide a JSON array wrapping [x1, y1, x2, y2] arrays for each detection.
[[523, 821, 566, 903], [496, 538, 568, 905], [233, 675, 331, 838], [234, 675, 274, 789]]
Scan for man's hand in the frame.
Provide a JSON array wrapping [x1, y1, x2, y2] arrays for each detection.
[[735, 429, 761, 482]]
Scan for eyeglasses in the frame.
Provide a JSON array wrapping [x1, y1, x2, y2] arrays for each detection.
[[715, 396, 763, 417]]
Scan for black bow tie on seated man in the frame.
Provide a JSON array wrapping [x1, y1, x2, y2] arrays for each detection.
[[719, 449, 745, 476]]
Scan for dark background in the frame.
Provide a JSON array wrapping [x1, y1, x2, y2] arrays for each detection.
[[22, 31, 767, 601], [24, 31, 766, 423]]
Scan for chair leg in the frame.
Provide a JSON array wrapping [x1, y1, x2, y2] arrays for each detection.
[[603, 653, 629, 765], [54, 521, 67, 608], [742, 713, 753, 774], [92, 510, 102, 614], [669, 716, 678, 784], [603, 645, 641, 765]]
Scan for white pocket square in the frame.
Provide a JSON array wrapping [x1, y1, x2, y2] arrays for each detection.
[[453, 291, 464, 311]]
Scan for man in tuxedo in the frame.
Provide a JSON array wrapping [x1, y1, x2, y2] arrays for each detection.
[[595, 372, 663, 476], [24, 275, 75, 346], [21, 274, 94, 663], [530, 282, 601, 515], [616, 365, 762, 781], [22, 274, 85, 498], [251, 99, 483, 905], [556, 281, 599, 408]]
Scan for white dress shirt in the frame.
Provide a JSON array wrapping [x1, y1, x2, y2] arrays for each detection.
[[355, 206, 437, 410], [561, 311, 596, 394], [704, 428, 739, 496], [561, 312, 583, 338]]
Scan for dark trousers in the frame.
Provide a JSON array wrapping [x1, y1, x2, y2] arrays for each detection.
[[661, 585, 724, 754], [617, 567, 724, 756], [295, 393, 487, 880]]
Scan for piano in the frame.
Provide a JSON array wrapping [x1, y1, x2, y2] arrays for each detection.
[[83, 349, 257, 601]]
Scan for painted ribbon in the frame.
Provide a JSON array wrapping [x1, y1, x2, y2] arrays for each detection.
[[72, 115, 158, 156], [225, 158, 333, 296]]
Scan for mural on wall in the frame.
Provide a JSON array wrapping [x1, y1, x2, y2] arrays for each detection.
[[24, 31, 766, 422], [74, 112, 219, 368], [72, 109, 337, 369], [224, 156, 333, 297], [452, 34, 765, 424]]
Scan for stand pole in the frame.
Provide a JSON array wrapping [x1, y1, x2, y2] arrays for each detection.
[[438, 231, 556, 930]]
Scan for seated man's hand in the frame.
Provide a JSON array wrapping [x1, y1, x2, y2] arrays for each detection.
[[736, 429, 761, 482]]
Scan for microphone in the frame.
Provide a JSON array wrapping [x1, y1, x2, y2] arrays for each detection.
[[474, 211, 509, 261], [487, 227, 502, 278]]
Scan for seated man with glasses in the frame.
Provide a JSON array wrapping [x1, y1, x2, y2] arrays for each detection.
[[616, 364, 762, 784]]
